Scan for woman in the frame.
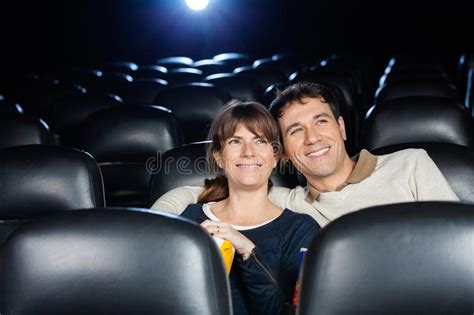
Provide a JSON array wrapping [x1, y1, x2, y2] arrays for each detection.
[[181, 100, 319, 315]]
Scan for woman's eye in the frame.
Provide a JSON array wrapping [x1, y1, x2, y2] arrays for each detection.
[[228, 139, 239, 144]]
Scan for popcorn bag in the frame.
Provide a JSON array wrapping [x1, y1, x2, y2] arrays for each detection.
[[213, 237, 235, 273]]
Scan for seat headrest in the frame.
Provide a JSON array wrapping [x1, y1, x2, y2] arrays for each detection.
[[1, 209, 231, 315], [0, 115, 52, 149], [299, 202, 474, 315], [375, 79, 457, 103], [0, 145, 105, 219], [78, 106, 183, 162], [154, 83, 231, 143], [362, 96, 473, 150]]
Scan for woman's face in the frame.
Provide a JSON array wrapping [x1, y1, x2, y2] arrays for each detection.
[[214, 123, 278, 191]]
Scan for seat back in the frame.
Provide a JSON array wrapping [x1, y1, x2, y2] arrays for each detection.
[[0, 115, 52, 149], [154, 83, 231, 143], [362, 96, 473, 150], [77, 106, 183, 207], [0, 209, 231, 315], [298, 202, 474, 315]]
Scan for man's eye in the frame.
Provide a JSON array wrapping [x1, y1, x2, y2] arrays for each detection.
[[316, 119, 328, 125], [256, 139, 268, 144], [290, 128, 302, 135]]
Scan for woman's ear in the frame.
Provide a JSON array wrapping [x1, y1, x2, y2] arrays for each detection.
[[213, 150, 223, 168]]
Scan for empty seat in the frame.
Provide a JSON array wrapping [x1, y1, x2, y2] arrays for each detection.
[[233, 66, 286, 90], [154, 83, 231, 143], [100, 61, 139, 74], [132, 65, 168, 80], [253, 57, 301, 77], [298, 202, 474, 315], [362, 96, 473, 150], [0, 145, 105, 243], [213, 52, 250, 69], [204, 73, 261, 102], [372, 143, 474, 204], [0, 115, 52, 148], [118, 78, 168, 105], [466, 67, 473, 116], [375, 79, 458, 103], [0, 95, 23, 114], [148, 141, 299, 206], [89, 72, 133, 95], [156, 56, 194, 69], [164, 68, 202, 85], [0, 209, 231, 315], [50, 92, 123, 144], [77, 106, 183, 207], [193, 59, 232, 76]]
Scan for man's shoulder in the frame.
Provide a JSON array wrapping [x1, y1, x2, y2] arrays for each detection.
[[376, 148, 429, 165]]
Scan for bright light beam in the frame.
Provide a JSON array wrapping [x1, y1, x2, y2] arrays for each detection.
[[185, 0, 209, 11]]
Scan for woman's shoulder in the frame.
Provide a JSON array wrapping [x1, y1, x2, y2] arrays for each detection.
[[181, 203, 208, 223]]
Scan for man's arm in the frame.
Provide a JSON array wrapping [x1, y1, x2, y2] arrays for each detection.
[[150, 186, 203, 215], [151, 186, 294, 215], [411, 150, 459, 201]]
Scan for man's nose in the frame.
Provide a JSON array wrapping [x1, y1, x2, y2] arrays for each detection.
[[304, 127, 322, 145]]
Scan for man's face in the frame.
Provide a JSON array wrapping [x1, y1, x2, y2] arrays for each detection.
[[277, 97, 349, 181]]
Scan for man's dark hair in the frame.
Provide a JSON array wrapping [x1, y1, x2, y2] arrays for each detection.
[[269, 82, 341, 119]]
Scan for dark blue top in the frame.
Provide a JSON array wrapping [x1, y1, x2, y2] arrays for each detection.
[[182, 204, 320, 315]]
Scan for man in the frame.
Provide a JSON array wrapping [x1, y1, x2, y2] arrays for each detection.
[[151, 82, 458, 226]]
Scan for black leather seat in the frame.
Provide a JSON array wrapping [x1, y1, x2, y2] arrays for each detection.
[[375, 79, 458, 103], [372, 143, 474, 204], [213, 52, 250, 69], [0, 115, 52, 148], [100, 61, 138, 75], [193, 59, 232, 76], [362, 96, 473, 150], [148, 141, 299, 205], [156, 56, 194, 69], [298, 202, 474, 315], [50, 92, 123, 144], [118, 78, 168, 105], [90, 72, 134, 95], [0, 209, 231, 315], [0, 145, 105, 243], [466, 67, 473, 117], [77, 106, 183, 207], [233, 66, 286, 91], [0, 95, 24, 114], [132, 65, 168, 80], [204, 73, 261, 102], [154, 83, 231, 143], [164, 68, 203, 85]]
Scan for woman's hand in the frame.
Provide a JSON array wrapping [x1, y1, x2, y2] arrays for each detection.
[[201, 219, 255, 260]]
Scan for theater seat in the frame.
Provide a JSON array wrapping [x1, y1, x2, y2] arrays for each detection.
[[298, 202, 474, 315], [154, 83, 231, 143], [0, 95, 23, 114], [372, 143, 474, 204], [148, 141, 299, 205], [0, 209, 231, 315], [0, 145, 105, 243], [118, 78, 168, 105], [77, 106, 183, 207], [204, 73, 261, 102], [375, 79, 458, 103], [0, 115, 52, 149], [362, 96, 473, 150]]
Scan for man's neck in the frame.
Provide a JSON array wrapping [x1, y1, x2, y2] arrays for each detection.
[[306, 156, 356, 192]]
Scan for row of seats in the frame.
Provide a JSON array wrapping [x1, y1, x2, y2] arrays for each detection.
[[1, 202, 472, 314]]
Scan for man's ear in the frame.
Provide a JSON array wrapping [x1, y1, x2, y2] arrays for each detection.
[[337, 116, 347, 141]]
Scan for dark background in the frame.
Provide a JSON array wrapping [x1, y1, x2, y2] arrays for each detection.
[[1, 0, 471, 71]]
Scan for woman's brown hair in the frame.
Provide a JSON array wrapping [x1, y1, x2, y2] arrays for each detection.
[[198, 100, 280, 203]]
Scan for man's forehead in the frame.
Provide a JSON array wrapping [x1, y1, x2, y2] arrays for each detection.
[[280, 97, 334, 121]]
